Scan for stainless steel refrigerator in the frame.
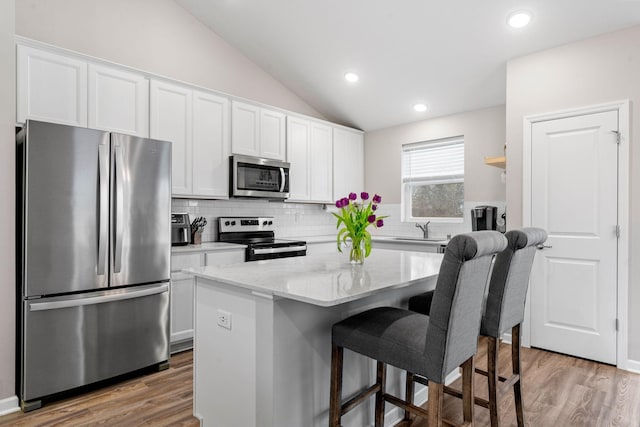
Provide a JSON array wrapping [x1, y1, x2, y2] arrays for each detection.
[[17, 120, 171, 411]]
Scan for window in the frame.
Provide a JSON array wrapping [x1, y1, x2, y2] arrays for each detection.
[[402, 136, 464, 222]]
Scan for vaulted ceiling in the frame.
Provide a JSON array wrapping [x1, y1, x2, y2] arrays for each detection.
[[176, 0, 640, 131]]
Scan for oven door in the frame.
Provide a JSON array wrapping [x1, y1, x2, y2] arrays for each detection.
[[247, 242, 307, 261], [231, 155, 290, 199]]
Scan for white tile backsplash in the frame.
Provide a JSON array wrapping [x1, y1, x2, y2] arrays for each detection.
[[172, 199, 506, 242]]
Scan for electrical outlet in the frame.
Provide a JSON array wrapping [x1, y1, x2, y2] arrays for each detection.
[[217, 309, 232, 330]]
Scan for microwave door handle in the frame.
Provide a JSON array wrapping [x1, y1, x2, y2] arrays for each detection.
[[97, 143, 109, 276], [279, 167, 285, 192]]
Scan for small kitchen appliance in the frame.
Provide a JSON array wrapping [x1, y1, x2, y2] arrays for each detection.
[[471, 205, 498, 231], [230, 155, 290, 199], [171, 213, 191, 246], [217, 217, 306, 261]]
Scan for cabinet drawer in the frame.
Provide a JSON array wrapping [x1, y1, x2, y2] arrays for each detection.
[[171, 253, 202, 272], [204, 250, 245, 266]]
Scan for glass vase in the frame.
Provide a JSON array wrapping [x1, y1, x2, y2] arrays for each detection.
[[349, 238, 366, 264]]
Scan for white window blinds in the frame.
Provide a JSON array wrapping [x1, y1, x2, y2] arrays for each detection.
[[402, 137, 464, 184]]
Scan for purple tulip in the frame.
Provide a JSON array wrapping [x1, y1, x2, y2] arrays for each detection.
[[367, 214, 376, 223], [341, 197, 349, 207], [348, 192, 357, 200], [373, 194, 382, 204], [335, 199, 342, 208], [361, 192, 369, 200], [372, 204, 377, 211], [376, 219, 384, 227]]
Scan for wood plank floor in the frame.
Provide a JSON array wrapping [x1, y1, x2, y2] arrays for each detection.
[[1, 341, 639, 426]]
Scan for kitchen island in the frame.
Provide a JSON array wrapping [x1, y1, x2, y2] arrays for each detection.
[[185, 249, 443, 427]]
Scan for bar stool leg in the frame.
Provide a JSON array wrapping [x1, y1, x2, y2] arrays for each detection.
[[428, 381, 444, 426], [487, 336, 500, 427], [374, 362, 387, 427], [512, 324, 525, 427], [404, 372, 415, 422], [329, 343, 343, 427], [461, 357, 475, 425]]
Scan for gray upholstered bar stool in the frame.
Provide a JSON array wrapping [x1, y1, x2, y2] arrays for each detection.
[[329, 231, 507, 427], [407, 228, 547, 427]]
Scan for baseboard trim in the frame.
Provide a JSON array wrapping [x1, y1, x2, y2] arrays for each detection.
[[626, 359, 640, 374], [0, 395, 20, 416]]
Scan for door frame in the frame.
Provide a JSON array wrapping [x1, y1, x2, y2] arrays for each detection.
[[522, 100, 630, 369]]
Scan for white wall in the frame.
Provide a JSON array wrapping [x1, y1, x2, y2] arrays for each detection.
[[505, 25, 640, 360], [0, 0, 15, 402], [364, 105, 506, 204], [15, 0, 323, 119]]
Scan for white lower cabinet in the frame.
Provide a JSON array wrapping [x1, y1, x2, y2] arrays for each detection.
[[170, 248, 245, 352], [373, 240, 441, 253]]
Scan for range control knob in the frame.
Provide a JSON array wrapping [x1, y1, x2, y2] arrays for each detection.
[[231, 221, 236, 226], [268, 221, 273, 225], [263, 220, 268, 226], [224, 221, 230, 226]]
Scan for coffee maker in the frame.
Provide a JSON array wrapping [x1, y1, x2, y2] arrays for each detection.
[[471, 205, 498, 231]]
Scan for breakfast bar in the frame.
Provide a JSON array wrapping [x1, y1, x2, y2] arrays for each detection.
[[185, 249, 443, 427]]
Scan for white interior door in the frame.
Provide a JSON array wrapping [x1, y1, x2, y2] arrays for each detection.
[[530, 110, 618, 365]]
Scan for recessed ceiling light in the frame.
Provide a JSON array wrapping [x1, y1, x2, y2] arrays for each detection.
[[344, 72, 359, 83], [507, 11, 532, 28], [413, 103, 427, 112]]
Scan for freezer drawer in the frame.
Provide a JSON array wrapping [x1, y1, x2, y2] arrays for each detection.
[[21, 283, 169, 402]]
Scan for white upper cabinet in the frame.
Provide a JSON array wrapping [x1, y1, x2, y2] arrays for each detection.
[[192, 90, 230, 198], [333, 128, 364, 200], [286, 117, 334, 203], [17, 45, 88, 127], [150, 80, 193, 196], [309, 122, 333, 203], [88, 64, 149, 137], [260, 109, 287, 160], [150, 79, 230, 198], [286, 116, 311, 201], [231, 100, 286, 160]]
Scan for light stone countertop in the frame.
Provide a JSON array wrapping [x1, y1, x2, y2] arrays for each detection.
[[171, 242, 247, 253], [292, 234, 449, 246], [184, 249, 443, 307]]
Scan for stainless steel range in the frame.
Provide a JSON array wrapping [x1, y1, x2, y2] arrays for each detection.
[[218, 217, 306, 261]]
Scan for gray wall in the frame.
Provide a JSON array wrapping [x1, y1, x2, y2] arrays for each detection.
[[0, 0, 15, 402], [505, 25, 640, 360], [15, 0, 323, 119], [364, 105, 506, 204]]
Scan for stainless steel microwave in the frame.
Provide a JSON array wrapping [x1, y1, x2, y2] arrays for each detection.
[[230, 155, 290, 199]]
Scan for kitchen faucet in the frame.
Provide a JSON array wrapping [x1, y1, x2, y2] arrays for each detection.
[[416, 221, 431, 239]]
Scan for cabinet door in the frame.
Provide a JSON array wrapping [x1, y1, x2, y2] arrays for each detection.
[[333, 128, 364, 199], [260, 108, 286, 160], [150, 80, 192, 196], [286, 116, 311, 201], [231, 100, 260, 157], [17, 45, 87, 126], [88, 64, 149, 137], [193, 90, 230, 198], [310, 122, 333, 203], [170, 274, 194, 343]]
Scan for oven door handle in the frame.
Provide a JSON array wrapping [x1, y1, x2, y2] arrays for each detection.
[[253, 245, 307, 255]]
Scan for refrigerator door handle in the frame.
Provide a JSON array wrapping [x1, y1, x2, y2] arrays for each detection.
[[114, 144, 125, 273], [28, 284, 169, 312], [97, 143, 109, 276]]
